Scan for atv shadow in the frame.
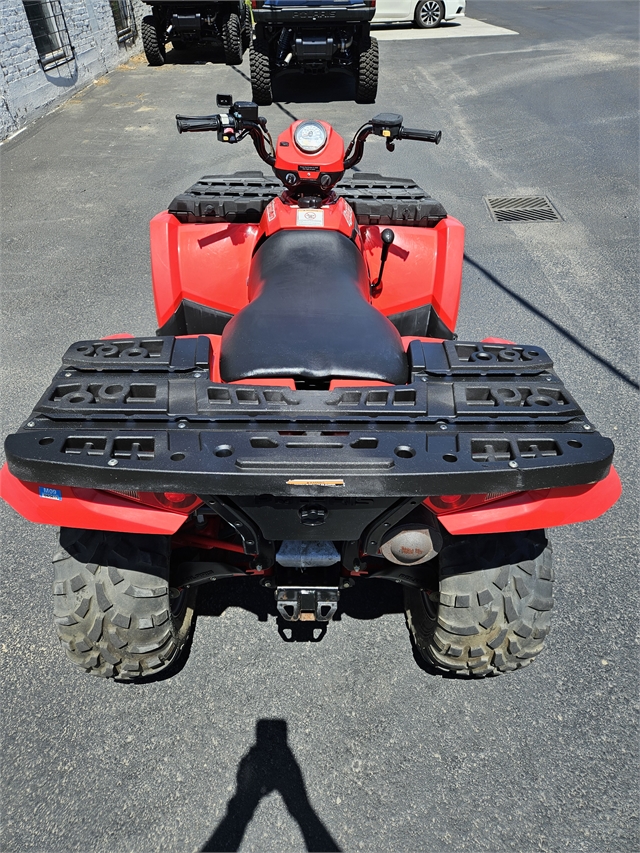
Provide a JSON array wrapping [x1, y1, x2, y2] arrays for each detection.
[[201, 718, 342, 852], [162, 43, 231, 65], [228, 63, 357, 108]]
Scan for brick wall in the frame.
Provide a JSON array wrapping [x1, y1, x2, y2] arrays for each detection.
[[0, 0, 147, 139]]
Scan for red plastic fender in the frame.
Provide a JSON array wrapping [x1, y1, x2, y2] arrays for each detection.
[[150, 212, 258, 329], [0, 465, 188, 535], [361, 217, 465, 332], [436, 467, 622, 535]]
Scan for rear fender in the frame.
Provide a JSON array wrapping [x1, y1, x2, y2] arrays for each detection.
[[434, 467, 621, 535], [361, 217, 465, 334], [150, 212, 258, 330], [0, 464, 189, 535]]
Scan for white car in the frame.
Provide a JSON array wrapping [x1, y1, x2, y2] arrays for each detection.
[[373, 0, 466, 29]]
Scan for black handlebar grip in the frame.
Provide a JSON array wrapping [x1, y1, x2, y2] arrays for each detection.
[[175, 114, 222, 133], [399, 127, 442, 144]]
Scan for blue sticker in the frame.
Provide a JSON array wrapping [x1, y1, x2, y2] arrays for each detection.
[[39, 487, 62, 501]]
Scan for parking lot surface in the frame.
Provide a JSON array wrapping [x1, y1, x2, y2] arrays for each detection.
[[1, 3, 638, 851]]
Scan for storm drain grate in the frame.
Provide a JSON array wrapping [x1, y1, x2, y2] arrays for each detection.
[[485, 196, 562, 222]]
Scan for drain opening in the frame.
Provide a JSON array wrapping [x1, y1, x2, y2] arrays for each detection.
[[485, 196, 562, 222]]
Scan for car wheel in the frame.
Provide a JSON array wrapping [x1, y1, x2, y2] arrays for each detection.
[[414, 0, 445, 29]]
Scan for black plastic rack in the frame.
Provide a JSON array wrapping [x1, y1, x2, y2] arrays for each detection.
[[4, 337, 614, 498]]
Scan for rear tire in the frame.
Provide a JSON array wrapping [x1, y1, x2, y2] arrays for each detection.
[[354, 37, 378, 104], [141, 15, 166, 66], [52, 530, 197, 681], [404, 530, 554, 677], [414, 0, 445, 28], [250, 39, 273, 105], [241, 4, 252, 52], [222, 12, 243, 65]]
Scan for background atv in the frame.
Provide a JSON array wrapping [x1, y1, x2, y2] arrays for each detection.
[[141, 0, 252, 65], [0, 97, 620, 683], [250, 0, 378, 104]]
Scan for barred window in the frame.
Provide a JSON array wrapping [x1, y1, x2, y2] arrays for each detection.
[[23, 0, 74, 70], [110, 0, 137, 43]]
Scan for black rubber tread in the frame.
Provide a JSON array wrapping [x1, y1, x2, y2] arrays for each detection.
[[241, 4, 252, 52], [354, 37, 378, 105], [141, 16, 166, 66], [404, 530, 553, 677], [52, 530, 197, 681], [222, 12, 243, 66], [250, 39, 273, 106]]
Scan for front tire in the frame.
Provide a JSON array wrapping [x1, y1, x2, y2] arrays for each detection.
[[141, 15, 166, 66], [222, 12, 243, 65], [404, 530, 554, 677], [354, 36, 379, 104], [250, 39, 273, 105], [52, 530, 197, 681], [414, 0, 445, 28]]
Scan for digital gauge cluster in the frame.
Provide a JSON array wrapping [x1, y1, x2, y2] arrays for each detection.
[[293, 121, 328, 153]]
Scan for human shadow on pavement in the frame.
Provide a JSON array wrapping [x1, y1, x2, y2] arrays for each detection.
[[201, 719, 341, 852]]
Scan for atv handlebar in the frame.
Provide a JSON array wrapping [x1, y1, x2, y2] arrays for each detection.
[[343, 116, 441, 170], [176, 115, 222, 133], [176, 101, 441, 176], [398, 127, 442, 144]]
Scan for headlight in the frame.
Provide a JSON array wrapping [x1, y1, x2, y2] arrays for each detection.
[[293, 121, 328, 154]]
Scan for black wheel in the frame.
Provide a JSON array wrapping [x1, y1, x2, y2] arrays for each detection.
[[171, 38, 188, 51], [354, 37, 378, 104], [241, 4, 252, 52], [222, 12, 243, 65], [250, 39, 273, 106], [52, 529, 197, 681], [141, 15, 166, 66], [404, 530, 554, 677], [414, 0, 444, 29]]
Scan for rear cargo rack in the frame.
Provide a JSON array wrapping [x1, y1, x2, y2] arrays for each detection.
[[4, 337, 613, 497]]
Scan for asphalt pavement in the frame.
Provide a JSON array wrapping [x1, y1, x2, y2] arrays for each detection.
[[1, 2, 638, 851]]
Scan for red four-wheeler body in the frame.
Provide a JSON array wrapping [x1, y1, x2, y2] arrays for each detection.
[[1, 97, 621, 682]]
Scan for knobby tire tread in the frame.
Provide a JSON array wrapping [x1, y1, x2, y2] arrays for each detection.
[[141, 16, 166, 66], [52, 530, 196, 681], [222, 13, 243, 66], [355, 37, 379, 104], [404, 530, 554, 677], [250, 39, 273, 106]]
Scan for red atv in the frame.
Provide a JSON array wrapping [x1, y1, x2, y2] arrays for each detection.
[[1, 95, 621, 681]]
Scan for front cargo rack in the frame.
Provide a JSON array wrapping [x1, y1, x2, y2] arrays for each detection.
[[4, 337, 614, 497], [168, 171, 447, 227]]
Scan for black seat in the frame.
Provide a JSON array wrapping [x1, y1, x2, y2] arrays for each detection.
[[219, 229, 407, 384]]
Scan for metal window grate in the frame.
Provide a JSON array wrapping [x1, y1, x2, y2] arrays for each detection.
[[23, 0, 74, 70], [485, 196, 562, 222], [110, 0, 137, 43]]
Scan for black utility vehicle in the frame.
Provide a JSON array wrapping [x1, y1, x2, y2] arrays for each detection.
[[250, 0, 378, 104], [141, 0, 252, 65]]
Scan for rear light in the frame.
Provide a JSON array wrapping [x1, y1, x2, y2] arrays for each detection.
[[105, 489, 202, 513], [425, 491, 519, 514], [251, 0, 264, 8], [364, 0, 376, 6]]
